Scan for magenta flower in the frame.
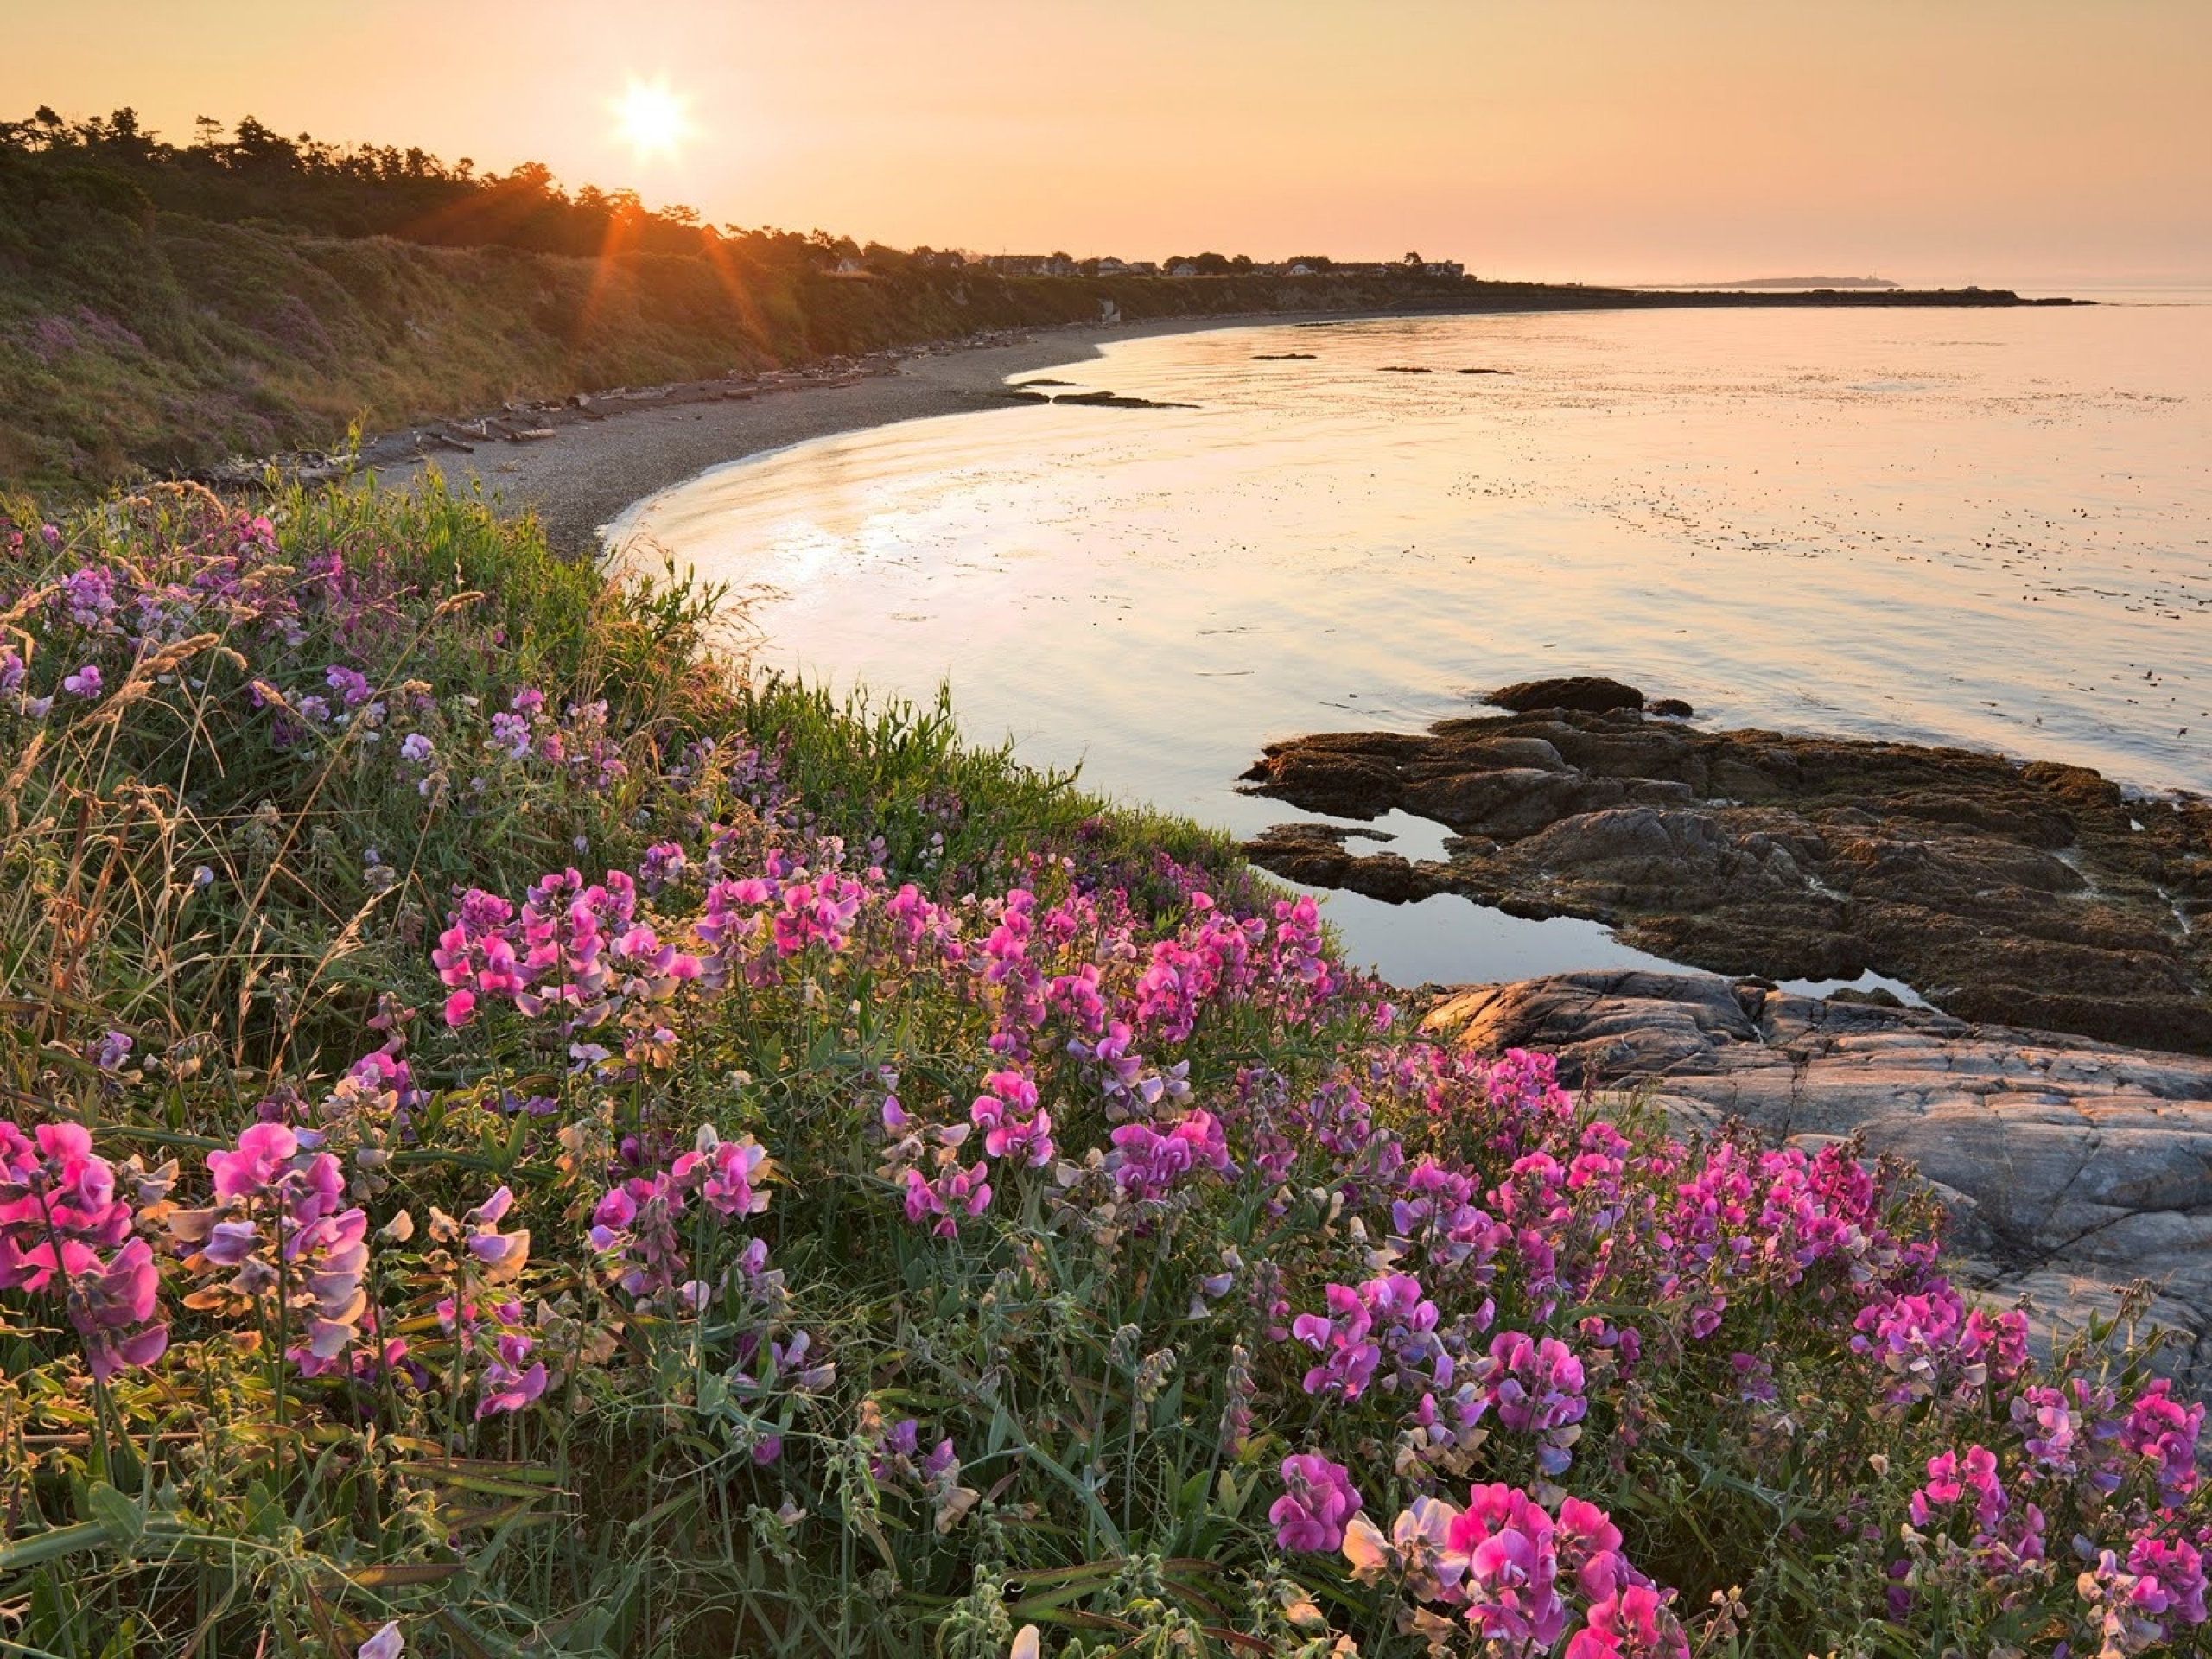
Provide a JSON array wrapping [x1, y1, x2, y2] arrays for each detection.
[[1490, 1330, 1588, 1476], [1270, 1453, 1363, 1553], [1292, 1282, 1382, 1402], [61, 664, 101, 698], [901, 1162, 992, 1236], [673, 1131, 772, 1218], [2122, 1379, 2204, 1508], [970, 1069, 1054, 1168]]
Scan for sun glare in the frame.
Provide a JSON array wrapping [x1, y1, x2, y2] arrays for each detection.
[[612, 77, 691, 164]]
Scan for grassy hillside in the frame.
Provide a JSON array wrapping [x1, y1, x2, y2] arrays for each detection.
[[0, 137, 1459, 498]]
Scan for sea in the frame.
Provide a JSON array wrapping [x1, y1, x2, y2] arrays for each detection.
[[614, 286, 2212, 988]]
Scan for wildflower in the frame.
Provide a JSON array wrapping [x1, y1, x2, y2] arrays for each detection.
[[970, 1069, 1054, 1168], [1292, 1283, 1382, 1402], [1490, 1330, 1588, 1477], [902, 1162, 993, 1236], [1344, 1495, 1465, 1604], [490, 711, 531, 758], [61, 664, 101, 698], [0, 1122, 168, 1377], [639, 841, 687, 893], [2121, 1379, 2203, 1508], [1569, 1583, 1688, 1657], [672, 1128, 773, 1218], [326, 664, 373, 707], [1446, 1483, 1570, 1648], [1271, 1453, 1363, 1553], [358, 1622, 404, 1659], [1105, 1109, 1232, 1202], [399, 733, 434, 764]]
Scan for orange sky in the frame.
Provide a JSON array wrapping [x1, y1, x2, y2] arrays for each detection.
[[10, 0, 2209, 287]]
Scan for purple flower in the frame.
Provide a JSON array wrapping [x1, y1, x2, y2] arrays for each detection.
[[326, 664, 373, 707], [1271, 1453, 1363, 1553], [61, 664, 101, 699]]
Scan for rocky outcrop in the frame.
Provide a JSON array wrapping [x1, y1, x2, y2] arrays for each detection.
[[1488, 676, 1647, 715], [1422, 970, 2212, 1389], [1240, 690, 2212, 1053]]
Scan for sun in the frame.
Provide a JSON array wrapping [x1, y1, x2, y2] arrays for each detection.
[[611, 77, 692, 164]]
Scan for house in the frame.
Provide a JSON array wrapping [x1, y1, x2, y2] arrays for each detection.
[[1168, 262, 1198, 277], [1423, 260, 1465, 279], [1287, 263, 1314, 276]]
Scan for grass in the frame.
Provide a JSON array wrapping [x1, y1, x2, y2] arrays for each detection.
[[0, 479, 2203, 1658]]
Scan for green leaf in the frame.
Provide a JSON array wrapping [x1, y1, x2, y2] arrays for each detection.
[[0, 1520, 111, 1573], [84, 1480, 143, 1546]]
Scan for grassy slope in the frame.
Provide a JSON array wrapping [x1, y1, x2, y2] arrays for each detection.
[[0, 482, 2199, 1657], [0, 188, 1455, 498]]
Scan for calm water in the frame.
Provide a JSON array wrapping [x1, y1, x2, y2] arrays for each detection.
[[617, 299, 2212, 986]]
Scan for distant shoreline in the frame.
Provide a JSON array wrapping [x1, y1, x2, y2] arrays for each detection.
[[369, 283, 2080, 556]]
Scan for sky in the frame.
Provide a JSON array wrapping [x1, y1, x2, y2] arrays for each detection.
[[7, 0, 2209, 288]]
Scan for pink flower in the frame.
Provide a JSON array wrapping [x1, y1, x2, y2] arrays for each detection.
[[901, 1162, 992, 1237], [1568, 1583, 1688, 1657], [2122, 1379, 2204, 1508], [673, 1133, 772, 1218], [1270, 1453, 1363, 1553], [61, 664, 101, 699], [1447, 1483, 1570, 1649], [970, 1070, 1054, 1168], [207, 1122, 299, 1203], [1292, 1282, 1382, 1402]]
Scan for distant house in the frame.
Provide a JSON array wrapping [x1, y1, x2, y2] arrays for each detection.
[[1422, 260, 1465, 279], [1126, 261, 1160, 276], [833, 256, 864, 274], [1287, 263, 1314, 276], [1168, 262, 1198, 277], [1096, 257, 1130, 276]]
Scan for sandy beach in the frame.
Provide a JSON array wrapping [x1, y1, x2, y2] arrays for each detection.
[[368, 315, 1256, 555]]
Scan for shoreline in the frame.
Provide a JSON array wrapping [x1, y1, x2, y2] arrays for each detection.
[[371, 314, 1280, 554], [365, 285, 2078, 556]]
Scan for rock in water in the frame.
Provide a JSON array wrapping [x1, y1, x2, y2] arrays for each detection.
[[1487, 676, 1647, 714], [1240, 704, 2212, 1053]]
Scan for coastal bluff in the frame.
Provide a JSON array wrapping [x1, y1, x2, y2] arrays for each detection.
[[1421, 969, 2212, 1391]]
